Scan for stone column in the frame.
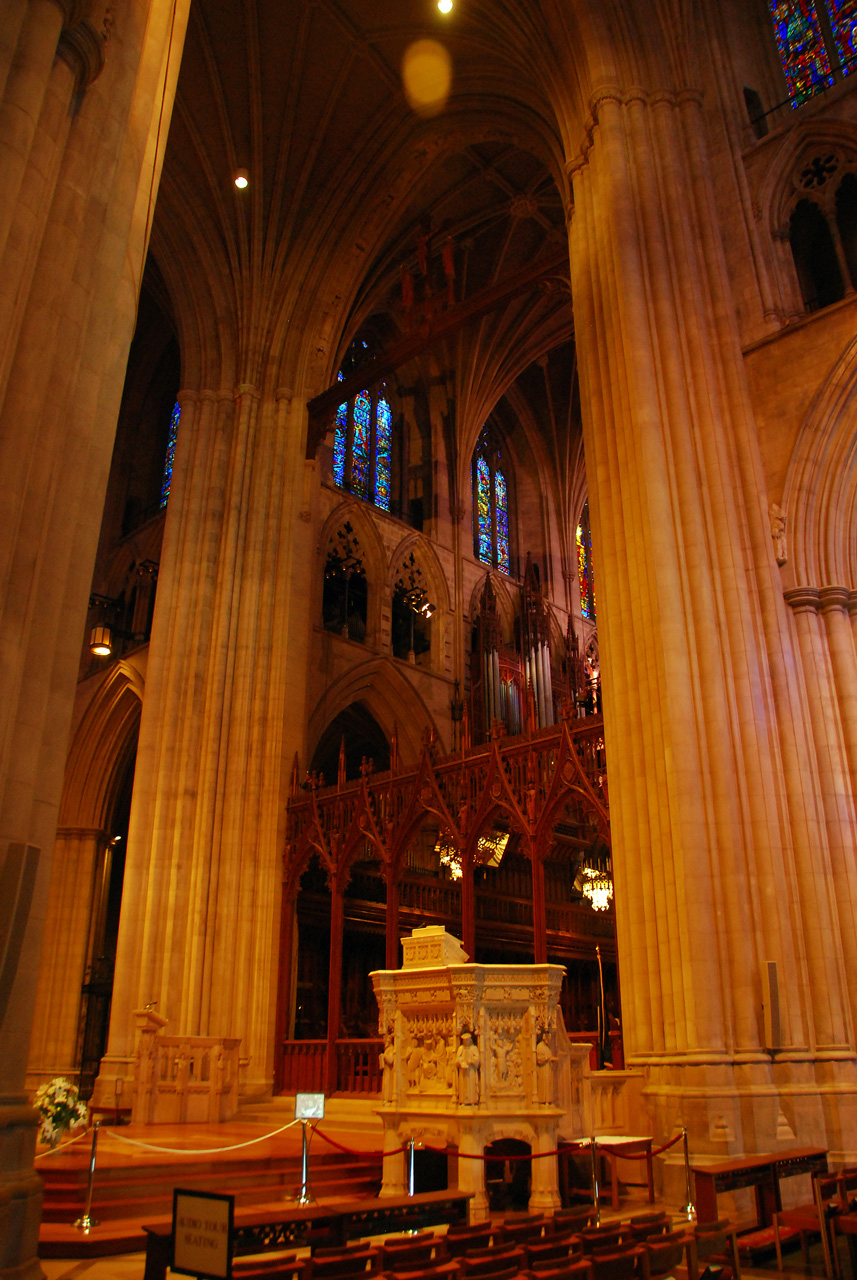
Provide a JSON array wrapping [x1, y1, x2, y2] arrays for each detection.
[[568, 80, 854, 1165], [0, 1, 189, 1273], [27, 827, 109, 1091]]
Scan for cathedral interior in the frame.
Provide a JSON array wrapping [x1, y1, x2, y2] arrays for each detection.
[[4, 0, 857, 1272]]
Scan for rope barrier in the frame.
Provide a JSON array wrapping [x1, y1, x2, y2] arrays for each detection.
[[98, 1117, 303, 1156], [313, 1125, 409, 1158], [34, 1128, 90, 1160]]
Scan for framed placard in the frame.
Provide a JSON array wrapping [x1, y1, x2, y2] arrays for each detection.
[[172, 1188, 234, 1279], [295, 1091, 325, 1120]]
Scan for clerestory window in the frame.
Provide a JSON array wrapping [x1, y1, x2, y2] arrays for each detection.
[[333, 340, 393, 512], [472, 425, 510, 574], [768, 0, 857, 105]]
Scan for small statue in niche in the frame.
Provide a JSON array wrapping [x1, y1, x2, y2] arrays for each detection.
[[456, 1030, 481, 1105], [380, 1032, 395, 1104], [535, 1030, 557, 1105], [770, 503, 787, 566]]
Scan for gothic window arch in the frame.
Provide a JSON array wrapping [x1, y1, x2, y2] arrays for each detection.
[[472, 425, 511, 575], [333, 339, 394, 512], [768, 0, 857, 106], [783, 148, 857, 310], [322, 523, 368, 643], [391, 550, 435, 665]]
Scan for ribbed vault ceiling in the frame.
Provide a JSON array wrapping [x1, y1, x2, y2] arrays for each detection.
[[150, 0, 581, 492]]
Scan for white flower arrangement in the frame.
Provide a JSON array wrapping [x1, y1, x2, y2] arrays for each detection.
[[33, 1077, 89, 1147]]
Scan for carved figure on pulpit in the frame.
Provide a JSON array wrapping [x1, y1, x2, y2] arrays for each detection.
[[407, 1039, 423, 1089], [421, 1036, 438, 1086], [535, 1032, 556, 1105], [456, 1031, 480, 1105], [380, 1033, 395, 1103]]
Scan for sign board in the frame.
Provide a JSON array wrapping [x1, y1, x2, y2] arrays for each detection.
[[172, 1188, 234, 1280], [295, 1091, 325, 1120]]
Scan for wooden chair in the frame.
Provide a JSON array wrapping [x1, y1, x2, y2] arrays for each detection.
[[458, 1247, 527, 1278], [689, 1220, 741, 1280], [587, 1244, 645, 1280], [624, 1213, 670, 1243], [552, 1209, 594, 1233], [641, 1228, 692, 1280], [523, 1261, 594, 1280], [382, 1237, 449, 1270], [525, 1231, 582, 1267], [500, 1218, 551, 1245], [309, 1249, 383, 1280], [576, 1227, 622, 1256], [444, 1226, 494, 1258], [772, 1168, 840, 1278]]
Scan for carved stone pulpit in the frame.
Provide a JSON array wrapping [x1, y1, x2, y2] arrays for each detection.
[[371, 926, 589, 1219]]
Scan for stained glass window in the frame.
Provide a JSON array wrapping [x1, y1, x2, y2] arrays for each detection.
[[330, 340, 396, 513], [828, 0, 857, 69], [577, 501, 595, 622], [334, 373, 347, 487], [352, 391, 371, 498], [495, 470, 509, 574], [473, 425, 511, 573], [769, 0, 833, 104], [160, 401, 180, 507], [375, 395, 392, 511]]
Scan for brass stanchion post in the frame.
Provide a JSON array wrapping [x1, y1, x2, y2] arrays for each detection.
[[589, 1137, 600, 1228], [295, 1120, 315, 1206], [681, 1126, 696, 1221], [73, 1121, 101, 1232]]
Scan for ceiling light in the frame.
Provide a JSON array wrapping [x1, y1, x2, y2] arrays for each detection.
[[438, 0, 453, 11], [234, 168, 249, 189]]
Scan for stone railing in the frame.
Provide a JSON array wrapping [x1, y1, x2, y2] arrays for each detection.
[[132, 1009, 240, 1124]]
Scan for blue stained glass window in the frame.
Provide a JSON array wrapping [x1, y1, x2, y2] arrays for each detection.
[[160, 401, 180, 507], [331, 342, 399, 514], [828, 0, 857, 69], [375, 394, 392, 511], [477, 457, 492, 561], [352, 390, 371, 498], [473, 425, 511, 573], [334, 372, 347, 487], [495, 470, 509, 574], [769, 0, 834, 103]]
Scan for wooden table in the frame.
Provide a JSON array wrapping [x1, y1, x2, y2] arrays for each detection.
[[691, 1146, 827, 1226], [143, 1189, 472, 1280], [596, 1135, 655, 1209]]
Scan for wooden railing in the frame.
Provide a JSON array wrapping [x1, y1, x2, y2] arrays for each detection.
[[281, 1040, 327, 1093], [335, 1038, 383, 1093], [279, 1032, 622, 1095]]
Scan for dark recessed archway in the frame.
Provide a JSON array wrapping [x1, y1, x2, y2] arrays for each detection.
[[310, 701, 391, 785]]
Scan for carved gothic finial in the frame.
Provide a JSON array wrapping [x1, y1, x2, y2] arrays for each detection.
[[337, 737, 347, 789], [391, 723, 399, 773], [290, 752, 300, 797]]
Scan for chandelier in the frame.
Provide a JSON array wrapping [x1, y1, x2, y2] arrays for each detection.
[[580, 866, 613, 911], [434, 828, 510, 880], [576, 841, 613, 911]]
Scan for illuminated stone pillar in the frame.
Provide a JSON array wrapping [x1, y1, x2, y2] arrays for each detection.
[[568, 80, 857, 1168], [0, 1, 188, 1273]]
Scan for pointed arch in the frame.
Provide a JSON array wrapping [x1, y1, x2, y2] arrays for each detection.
[[307, 657, 442, 769], [782, 332, 857, 586], [59, 661, 145, 829]]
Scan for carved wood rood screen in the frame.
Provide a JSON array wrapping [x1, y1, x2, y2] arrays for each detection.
[[278, 716, 611, 1093]]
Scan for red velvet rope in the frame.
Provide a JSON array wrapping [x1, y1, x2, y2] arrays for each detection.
[[312, 1129, 685, 1163]]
